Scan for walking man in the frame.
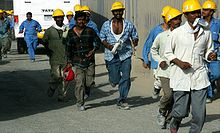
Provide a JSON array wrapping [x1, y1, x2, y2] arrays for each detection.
[[42, 9, 68, 102], [100, 1, 139, 110], [142, 5, 171, 99], [0, 9, 10, 60], [202, 0, 220, 103], [19, 12, 42, 62], [66, 11, 74, 27], [81, 5, 99, 36], [65, 12, 101, 111], [164, 0, 216, 132], [151, 7, 182, 129]]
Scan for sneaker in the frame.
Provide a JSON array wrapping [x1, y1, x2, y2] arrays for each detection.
[[91, 81, 96, 88], [206, 97, 212, 103], [170, 117, 181, 133], [3, 54, 7, 58], [110, 82, 117, 88], [77, 105, 86, 111], [152, 88, 160, 99], [166, 122, 171, 130], [117, 102, 130, 110], [31, 59, 35, 63], [84, 94, 89, 100], [157, 110, 166, 129], [47, 87, 55, 97]]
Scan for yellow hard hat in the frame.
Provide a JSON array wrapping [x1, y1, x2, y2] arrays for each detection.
[[52, 9, 64, 17], [202, 0, 217, 10], [10, 10, 14, 13], [111, 1, 125, 11], [6, 10, 11, 15], [9, 10, 13, 15], [74, 4, 81, 12], [161, 6, 172, 17], [66, 11, 73, 16], [0, 9, 3, 14], [165, 8, 182, 23], [37, 32, 44, 39], [182, 0, 201, 13], [81, 5, 90, 11]]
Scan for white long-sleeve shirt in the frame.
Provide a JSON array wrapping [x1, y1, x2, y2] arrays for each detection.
[[151, 30, 171, 78], [164, 22, 213, 91]]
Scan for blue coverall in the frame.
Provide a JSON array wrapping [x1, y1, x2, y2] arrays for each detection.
[[142, 24, 165, 69], [19, 19, 41, 60], [207, 17, 220, 98]]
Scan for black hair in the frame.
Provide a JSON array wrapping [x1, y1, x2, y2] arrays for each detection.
[[74, 11, 86, 20], [26, 12, 32, 16]]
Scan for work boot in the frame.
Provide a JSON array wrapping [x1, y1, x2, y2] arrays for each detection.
[[157, 109, 166, 129], [116, 101, 130, 110], [206, 96, 212, 103], [110, 82, 117, 88], [31, 59, 35, 63], [170, 117, 181, 133], [109, 79, 117, 88], [84, 94, 89, 100], [152, 88, 160, 99], [47, 87, 55, 97], [3, 54, 7, 58], [76, 104, 86, 111]]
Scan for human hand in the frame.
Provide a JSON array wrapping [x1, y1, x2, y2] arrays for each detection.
[[108, 45, 113, 51], [66, 62, 72, 68], [143, 63, 150, 69], [208, 52, 217, 61], [85, 49, 95, 59], [177, 61, 192, 70], [159, 61, 168, 70]]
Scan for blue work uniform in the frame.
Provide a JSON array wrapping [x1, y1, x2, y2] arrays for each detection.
[[207, 17, 220, 97], [9, 16, 14, 30], [142, 24, 165, 69], [19, 19, 42, 60]]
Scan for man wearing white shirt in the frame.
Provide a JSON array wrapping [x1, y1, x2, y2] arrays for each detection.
[[151, 8, 182, 129], [164, 0, 217, 132]]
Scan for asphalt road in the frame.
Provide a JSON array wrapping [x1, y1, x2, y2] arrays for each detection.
[[0, 41, 220, 133]]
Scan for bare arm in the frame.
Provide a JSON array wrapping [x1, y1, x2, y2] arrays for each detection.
[[102, 40, 113, 50]]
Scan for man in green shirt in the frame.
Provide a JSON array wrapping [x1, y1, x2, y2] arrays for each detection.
[[42, 9, 68, 102]]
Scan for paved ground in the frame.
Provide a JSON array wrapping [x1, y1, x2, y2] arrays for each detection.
[[0, 42, 220, 133]]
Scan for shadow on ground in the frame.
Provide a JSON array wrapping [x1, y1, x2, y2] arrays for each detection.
[[86, 96, 159, 110], [0, 69, 120, 121]]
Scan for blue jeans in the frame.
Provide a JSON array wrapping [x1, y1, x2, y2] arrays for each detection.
[[105, 54, 131, 103], [207, 60, 220, 97]]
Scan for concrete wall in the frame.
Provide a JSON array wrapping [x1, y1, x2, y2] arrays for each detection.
[[81, 0, 220, 57]]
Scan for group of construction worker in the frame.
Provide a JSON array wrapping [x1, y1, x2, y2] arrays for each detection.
[[142, 0, 220, 132], [1, 0, 219, 132], [0, 9, 14, 60], [41, 2, 138, 113]]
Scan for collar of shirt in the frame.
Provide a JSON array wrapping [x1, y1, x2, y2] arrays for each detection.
[[100, 19, 138, 61]]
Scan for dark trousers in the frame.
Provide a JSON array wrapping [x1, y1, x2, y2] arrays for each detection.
[[171, 88, 207, 133]]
